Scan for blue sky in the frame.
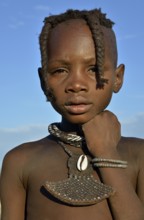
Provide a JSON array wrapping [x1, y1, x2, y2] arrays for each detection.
[[0, 0, 144, 165]]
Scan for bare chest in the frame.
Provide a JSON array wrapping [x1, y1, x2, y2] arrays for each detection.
[[26, 189, 113, 220], [25, 144, 137, 220]]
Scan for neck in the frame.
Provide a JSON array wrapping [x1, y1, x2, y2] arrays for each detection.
[[60, 118, 84, 136]]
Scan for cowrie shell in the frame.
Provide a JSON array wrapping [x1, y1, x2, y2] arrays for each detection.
[[77, 155, 88, 171]]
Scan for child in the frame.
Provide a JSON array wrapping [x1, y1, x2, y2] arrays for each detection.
[[0, 8, 144, 220]]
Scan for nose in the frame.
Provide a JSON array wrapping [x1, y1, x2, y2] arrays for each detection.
[[65, 70, 88, 93]]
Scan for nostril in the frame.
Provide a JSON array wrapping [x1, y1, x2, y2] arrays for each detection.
[[65, 78, 88, 93], [66, 83, 87, 93]]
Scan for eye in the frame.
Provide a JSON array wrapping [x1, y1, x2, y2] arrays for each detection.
[[49, 68, 68, 75], [88, 65, 98, 73], [54, 68, 66, 73]]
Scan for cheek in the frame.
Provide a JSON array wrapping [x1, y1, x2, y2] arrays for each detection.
[[48, 88, 65, 113], [102, 92, 113, 110], [50, 100, 67, 119], [44, 78, 62, 102], [95, 86, 113, 111], [45, 88, 56, 102]]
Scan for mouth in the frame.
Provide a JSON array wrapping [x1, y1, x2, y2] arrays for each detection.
[[65, 99, 92, 115]]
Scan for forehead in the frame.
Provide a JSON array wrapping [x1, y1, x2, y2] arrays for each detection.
[[47, 19, 95, 60], [50, 19, 90, 34], [48, 19, 93, 47], [47, 19, 117, 65]]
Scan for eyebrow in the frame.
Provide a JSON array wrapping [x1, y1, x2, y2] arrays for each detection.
[[48, 60, 70, 65], [82, 57, 96, 64], [48, 57, 96, 65]]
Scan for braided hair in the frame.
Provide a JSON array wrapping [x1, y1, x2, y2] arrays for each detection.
[[39, 8, 115, 94]]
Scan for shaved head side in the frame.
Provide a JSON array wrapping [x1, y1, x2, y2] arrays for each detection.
[[102, 27, 118, 68]]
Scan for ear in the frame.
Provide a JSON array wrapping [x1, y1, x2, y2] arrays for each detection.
[[38, 67, 43, 82], [38, 67, 46, 92], [38, 67, 52, 102], [113, 64, 125, 93]]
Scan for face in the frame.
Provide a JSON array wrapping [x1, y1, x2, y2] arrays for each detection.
[[41, 19, 124, 125]]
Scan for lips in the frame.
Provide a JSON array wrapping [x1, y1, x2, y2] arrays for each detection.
[[65, 97, 92, 114]]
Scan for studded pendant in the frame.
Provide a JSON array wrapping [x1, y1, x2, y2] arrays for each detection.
[[44, 141, 115, 206]]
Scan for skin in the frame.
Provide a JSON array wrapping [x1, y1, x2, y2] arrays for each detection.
[[0, 19, 144, 220]]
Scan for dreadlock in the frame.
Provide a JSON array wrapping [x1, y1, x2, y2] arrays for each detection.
[[39, 8, 114, 91]]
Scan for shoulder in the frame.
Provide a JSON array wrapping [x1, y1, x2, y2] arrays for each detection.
[[119, 136, 144, 152], [118, 136, 144, 165], [120, 137, 144, 202], [1, 136, 56, 181], [2, 135, 56, 165]]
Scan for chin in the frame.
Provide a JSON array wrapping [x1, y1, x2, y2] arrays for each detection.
[[63, 114, 93, 125]]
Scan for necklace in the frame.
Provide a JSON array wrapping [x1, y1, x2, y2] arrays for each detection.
[[45, 123, 115, 206], [48, 123, 84, 147]]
